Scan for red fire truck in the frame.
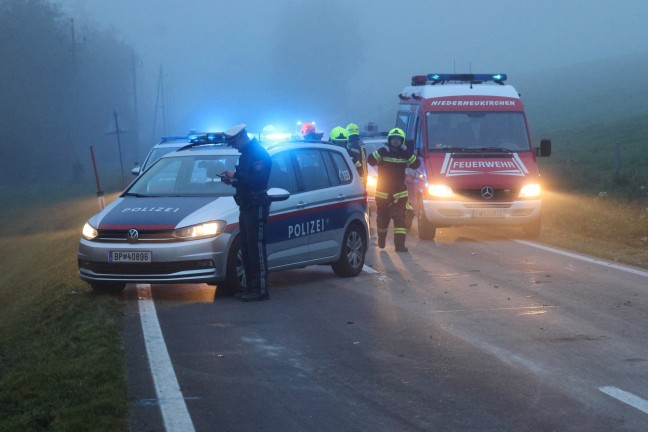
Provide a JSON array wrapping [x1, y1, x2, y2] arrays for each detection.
[[397, 73, 551, 239]]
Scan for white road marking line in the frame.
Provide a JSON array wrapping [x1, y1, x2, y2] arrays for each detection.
[[433, 305, 558, 313], [514, 240, 648, 278], [137, 284, 195, 432], [362, 264, 378, 274], [599, 386, 648, 415]]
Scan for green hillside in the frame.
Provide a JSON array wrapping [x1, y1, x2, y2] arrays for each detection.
[[535, 114, 648, 202], [511, 54, 648, 203]]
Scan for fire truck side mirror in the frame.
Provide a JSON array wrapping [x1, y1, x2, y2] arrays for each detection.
[[536, 139, 551, 157]]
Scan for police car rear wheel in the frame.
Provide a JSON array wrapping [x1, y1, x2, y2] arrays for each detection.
[[90, 282, 125, 295], [332, 223, 366, 277], [219, 236, 246, 297]]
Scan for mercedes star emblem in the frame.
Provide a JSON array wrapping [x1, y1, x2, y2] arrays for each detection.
[[481, 186, 495, 199]]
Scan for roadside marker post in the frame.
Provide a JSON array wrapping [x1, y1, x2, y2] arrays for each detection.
[[90, 146, 105, 210]]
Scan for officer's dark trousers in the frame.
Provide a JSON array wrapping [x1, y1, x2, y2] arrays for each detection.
[[239, 204, 269, 294], [376, 199, 407, 248]]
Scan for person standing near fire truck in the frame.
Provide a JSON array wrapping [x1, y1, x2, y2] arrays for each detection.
[[367, 127, 419, 252], [346, 123, 368, 187]]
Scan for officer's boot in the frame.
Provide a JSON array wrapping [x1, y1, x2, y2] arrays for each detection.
[[394, 234, 408, 252]]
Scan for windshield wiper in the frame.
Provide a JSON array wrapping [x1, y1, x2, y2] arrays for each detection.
[[124, 192, 154, 197]]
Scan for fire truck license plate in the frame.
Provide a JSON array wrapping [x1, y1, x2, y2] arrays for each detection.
[[473, 209, 504, 218], [109, 251, 152, 263]]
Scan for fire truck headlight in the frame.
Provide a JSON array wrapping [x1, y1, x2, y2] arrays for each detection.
[[82, 222, 98, 240], [518, 183, 541, 198], [427, 184, 454, 198], [367, 175, 377, 188]]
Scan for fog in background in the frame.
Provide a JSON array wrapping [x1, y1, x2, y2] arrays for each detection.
[[2, 0, 647, 189], [57, 0, 648, 136]]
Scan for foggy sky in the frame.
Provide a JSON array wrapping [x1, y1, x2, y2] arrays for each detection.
[[56, 0, 648, 140]]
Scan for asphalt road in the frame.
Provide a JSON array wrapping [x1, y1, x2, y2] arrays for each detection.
[[123, 225, 648, 432]]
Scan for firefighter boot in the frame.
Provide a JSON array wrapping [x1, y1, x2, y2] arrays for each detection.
[[378, 232, 386, 249], [394, 234, 408, 252]]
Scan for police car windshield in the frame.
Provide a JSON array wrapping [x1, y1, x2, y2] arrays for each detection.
[[141, 145, 184, 171], [126, 155, 239, 197], [426, 112, 530, 152]]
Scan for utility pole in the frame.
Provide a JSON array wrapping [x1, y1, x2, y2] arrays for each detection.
[[131, 48, 140, 161], [105, 110, 127, 187]]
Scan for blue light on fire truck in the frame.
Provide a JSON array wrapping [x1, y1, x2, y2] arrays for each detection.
[[426, 73, 508, 83]]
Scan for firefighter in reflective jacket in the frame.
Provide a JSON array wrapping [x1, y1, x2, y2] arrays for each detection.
[[367, 127, 420, 252], [330, 126, 365, 181], [346, 123, 368, 187]]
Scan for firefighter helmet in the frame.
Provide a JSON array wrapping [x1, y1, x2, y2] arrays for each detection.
[[346, 123, 360, 137], [387, 127, 406, 144], [329, 126, 348, 143]]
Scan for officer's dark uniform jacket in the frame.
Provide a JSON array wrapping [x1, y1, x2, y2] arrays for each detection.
[[368, 144, 419, 204], [233, 138, 272, 209]]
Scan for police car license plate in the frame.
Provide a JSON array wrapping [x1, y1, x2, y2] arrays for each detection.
[[109, 251, 152, 263], [473, 209, 504, 218]]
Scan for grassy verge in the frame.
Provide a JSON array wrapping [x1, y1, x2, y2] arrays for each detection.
[[0, 186, 127, 431], [537, 190, 648, 269]]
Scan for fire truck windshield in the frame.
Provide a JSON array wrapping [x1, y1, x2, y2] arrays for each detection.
[[426, 112, 530, 152]]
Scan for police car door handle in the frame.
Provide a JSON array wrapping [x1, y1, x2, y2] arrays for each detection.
[[336, 193, 345, 200], [297, 201, 307, 208]]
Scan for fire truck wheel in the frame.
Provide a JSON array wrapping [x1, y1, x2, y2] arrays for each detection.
[[417, 208, 436, 240]]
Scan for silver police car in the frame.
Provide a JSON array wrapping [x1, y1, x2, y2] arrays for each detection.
[[78, 138, 369, 295]]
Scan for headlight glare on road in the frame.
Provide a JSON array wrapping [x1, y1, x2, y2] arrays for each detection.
[[173, 221, 223, 239], [427, 184, 454, 198], [518, 183, 541, 198], [82, 222, 98, 240]]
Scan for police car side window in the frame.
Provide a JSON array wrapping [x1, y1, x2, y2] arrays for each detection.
[[268, 151, 298, 193], [329, 151, 352, 185], [293, 149, 331, 192]]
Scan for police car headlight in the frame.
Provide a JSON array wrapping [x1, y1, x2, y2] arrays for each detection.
[[82, 222, 98, 240], [173, 221, 224, 239], [427, 184, 454, 198], [518, 183, 541, 198]]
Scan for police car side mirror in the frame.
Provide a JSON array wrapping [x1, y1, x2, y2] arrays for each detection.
[[131, 166, 141, 176], [536, 139, 552, 157], [267, 187, 290, 202]]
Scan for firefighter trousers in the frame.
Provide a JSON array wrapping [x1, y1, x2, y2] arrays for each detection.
[[239, 204, 269, 295], [376, 199, 407, 249]]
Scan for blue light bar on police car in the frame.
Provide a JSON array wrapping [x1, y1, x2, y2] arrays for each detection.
[[427, 73, 507, 84]]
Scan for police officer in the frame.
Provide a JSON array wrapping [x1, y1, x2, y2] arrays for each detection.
[[346, 123, 368, 187], [367, 127, 420, 252], [221, 124, 273, 301]]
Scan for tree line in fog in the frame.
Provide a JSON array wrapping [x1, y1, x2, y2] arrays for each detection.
[[0, 0, 137, 188]]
